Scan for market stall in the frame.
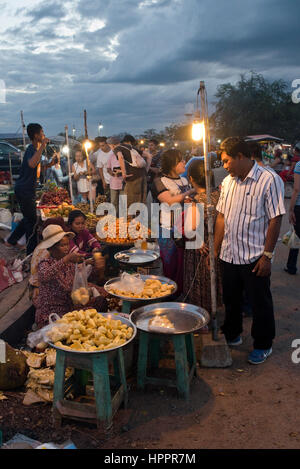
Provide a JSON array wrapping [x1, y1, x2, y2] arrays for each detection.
[[0, 129, 211, 437]]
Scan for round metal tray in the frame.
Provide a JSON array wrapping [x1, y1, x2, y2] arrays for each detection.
[[115, 248, 160, 266], [48, 313, 137, 354], [130, 302, 210, 335], [104, 275, 177, 302]]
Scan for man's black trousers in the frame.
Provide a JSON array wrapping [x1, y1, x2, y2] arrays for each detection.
[[7, 192, 37, 255], [220, 259, 275, 350], [286, 205, 300, 274]]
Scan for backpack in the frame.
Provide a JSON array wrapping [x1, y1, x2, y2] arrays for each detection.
[[119, 145, 146, 169]]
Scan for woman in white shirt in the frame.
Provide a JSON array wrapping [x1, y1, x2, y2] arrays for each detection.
[[151, 149, 194, 293], [72, 150, 94, 202]]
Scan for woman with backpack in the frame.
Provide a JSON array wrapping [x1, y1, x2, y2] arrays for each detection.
[[114, 135, 151, 209]]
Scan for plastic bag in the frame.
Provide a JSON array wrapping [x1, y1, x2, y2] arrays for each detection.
[[288, 227, 300, 249], [71, 262, 90, 305], [282, 227, 300, 248], [11, 259, 23, 283], [0, 208, 12, 226], [282, 230, 292, 246], [27, 314, 69, 349], [114, 272, 145, 295]]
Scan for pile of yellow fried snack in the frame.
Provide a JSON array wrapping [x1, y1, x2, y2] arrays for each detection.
[[46, 309, 134, 352], [108, 278, 175, 299]]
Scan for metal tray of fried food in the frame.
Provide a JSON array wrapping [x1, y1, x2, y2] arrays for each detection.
[[101, 240, 135, 248], [115, 248, 160, 265], [104, 275, 177, 302], [130, 302, 210, 335], [49, 313, 137, 354]]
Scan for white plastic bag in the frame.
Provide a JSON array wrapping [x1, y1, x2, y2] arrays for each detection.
[[73, 262, 88, 290], [27, 314, 69, 349], [283, 227, 300, 248], [71, 262, 90, 305], [90, 287, 100, 299], [0, 208, 12, 226], [114, 272, 144, 295], [282, 230, 292, 246], [11, 259, 23, 283], [288, 227, 300, 249]]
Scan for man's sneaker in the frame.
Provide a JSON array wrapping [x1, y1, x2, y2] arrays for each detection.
[[227, 336, 243, 346], [248, 348, 272, 365]]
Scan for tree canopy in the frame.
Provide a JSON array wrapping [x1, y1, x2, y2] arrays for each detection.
[[211, 72, 300, 142]]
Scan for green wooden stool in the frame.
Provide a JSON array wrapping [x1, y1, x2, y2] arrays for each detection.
[[53, 347, 128, 431], [122, 300, 132, 315], [137, 331, 197, 400]]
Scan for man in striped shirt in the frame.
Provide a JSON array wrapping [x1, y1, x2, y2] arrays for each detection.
[[214, 137, 285, 365]]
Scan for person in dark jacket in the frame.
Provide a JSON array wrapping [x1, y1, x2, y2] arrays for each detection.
[[6, 123, 56, 254]]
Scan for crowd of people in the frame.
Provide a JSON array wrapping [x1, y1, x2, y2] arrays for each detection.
[[3, 122, 300, 365]]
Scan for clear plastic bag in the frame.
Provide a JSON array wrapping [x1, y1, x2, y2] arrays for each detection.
[[282, 227, 300, 248], [27, 314, 69, 349], [282, 229, 292, 246], [11, 259, 23, 283], [288, 228, 300, 249], [114, 272, 144, 295], [71, 262, 90, 305]]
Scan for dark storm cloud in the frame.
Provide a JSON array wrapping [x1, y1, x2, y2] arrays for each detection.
[[1, 0, 300, 136], [91, 0, 300, 86]]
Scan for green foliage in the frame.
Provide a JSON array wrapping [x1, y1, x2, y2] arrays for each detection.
[[211, 72, 300, 142], [140, 125, 193, 145], [140, 128, 165, 142]]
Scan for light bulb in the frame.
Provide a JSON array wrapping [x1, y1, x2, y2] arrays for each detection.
[[192, 121, 204, 142]]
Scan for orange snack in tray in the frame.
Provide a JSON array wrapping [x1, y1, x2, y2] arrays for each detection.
[[99, 216, 151, 244]]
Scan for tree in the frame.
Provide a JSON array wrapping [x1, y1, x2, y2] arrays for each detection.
[[211, 72, 300, 142], [164, 123, 194, 142], [140, 129, 165, 142]]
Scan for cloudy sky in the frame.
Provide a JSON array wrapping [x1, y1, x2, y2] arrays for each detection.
[[0, 0, 299, 137]]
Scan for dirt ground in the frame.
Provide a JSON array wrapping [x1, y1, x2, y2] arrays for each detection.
[[1, 202, 300, 449]]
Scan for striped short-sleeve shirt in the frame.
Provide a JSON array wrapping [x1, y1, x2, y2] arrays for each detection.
[[216, 162, 286, 265]]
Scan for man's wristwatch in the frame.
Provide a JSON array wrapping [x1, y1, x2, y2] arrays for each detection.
[[263, 251, 274, 260]]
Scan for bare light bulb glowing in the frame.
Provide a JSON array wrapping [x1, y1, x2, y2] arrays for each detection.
[[62, 145, 69, 155], [84, 141, 92, 151], [192, 121, 204, 142]]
